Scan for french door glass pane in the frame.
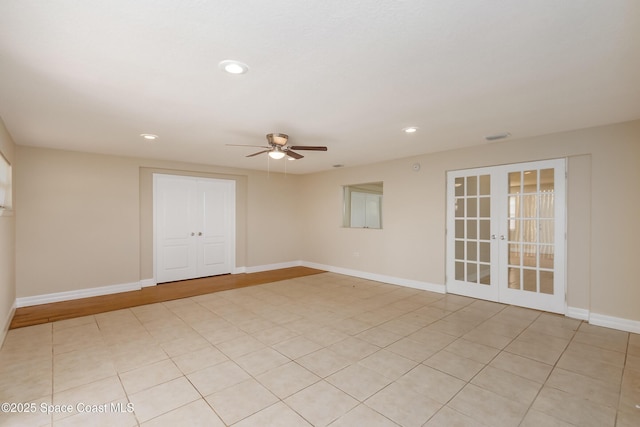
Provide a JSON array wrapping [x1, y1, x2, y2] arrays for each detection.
[[523, 244, 537, 267], [479, 264, 491, 285], [523, 269, 537, 292], [467, 198, 477, 216], [540, 246, 554, 269], [509, 220, 520, 241], [455, 262, 464, 281], [523, 195, 537, 217], [540, 169, 554, 191], [467, 241, 477, 261], [479, 220, 490, 240], [540, 220, 554, 242], [540, 271, 554, 294], [479, 242, 490, 263], [467, 263, 477, 283], [509, 195, 521, 217], [467, 176, 477, 196], [479, 175, 490, 195], [508, 267, 520, 289], [522, 220, 537, 242], [508, 172, 520, 193], [479, 197, 490, 217], [467, 220, 477, 239], [455, 177, 465, 196], [455, 240, 464, 259], [509, 243, 520, 265], [523, 170, 537, 193]]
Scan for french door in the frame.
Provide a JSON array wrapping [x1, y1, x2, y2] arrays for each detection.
[[154, 174, 235, 283], [446, 159, 566, 313]]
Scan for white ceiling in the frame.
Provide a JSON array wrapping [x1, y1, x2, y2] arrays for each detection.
[[1, 0, 639, 174]]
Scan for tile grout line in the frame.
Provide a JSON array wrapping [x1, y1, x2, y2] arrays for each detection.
[[613, 331, 631, 427], [514, 317, 582, 427], [12, 275, 635, 427], [421, 302, 543, 426]]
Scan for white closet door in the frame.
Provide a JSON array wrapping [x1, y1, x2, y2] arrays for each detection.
[[197, 179, 235, 277], [155, 175, 198, 283], [154, 174, 235, 283]]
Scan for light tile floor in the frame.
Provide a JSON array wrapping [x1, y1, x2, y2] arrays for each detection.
[[1, 273, 639, 426]]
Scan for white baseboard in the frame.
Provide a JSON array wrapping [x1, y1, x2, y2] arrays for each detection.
[[566, 306, 589, 321], [15, 281, 144, 308], [301, 261, 446, 294], [0, 301, 16, 349], [566, 306, 640, 334], [139, 278, 156, 288], [244, 260, 302, 274], [589, 312, 640, 334], [13, 261, 307, 308]]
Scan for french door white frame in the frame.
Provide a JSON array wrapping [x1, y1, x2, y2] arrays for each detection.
[[446, 159, 567, 314]]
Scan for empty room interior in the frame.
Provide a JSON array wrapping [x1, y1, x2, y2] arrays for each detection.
[[0, 1, 639, 426]]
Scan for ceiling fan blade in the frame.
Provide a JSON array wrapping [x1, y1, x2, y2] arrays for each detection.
[[226, 144, 271, 148], [285, 150, 303, 159], [246, 150, 270, 157], [288, 145, 328, 151]]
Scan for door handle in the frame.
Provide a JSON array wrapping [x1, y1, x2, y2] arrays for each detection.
[[191, 232, 195, 236], [500, 235, 505, 240], [491, 234, 497, 240], [198, 232, 203, 236]]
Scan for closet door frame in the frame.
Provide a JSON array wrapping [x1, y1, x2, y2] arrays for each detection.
[[153, 174, 235, 284]]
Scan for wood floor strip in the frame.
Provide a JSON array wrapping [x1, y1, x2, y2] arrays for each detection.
[[10, 266, 325, 329]]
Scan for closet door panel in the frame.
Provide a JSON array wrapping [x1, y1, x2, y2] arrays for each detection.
[[155, 176, 198, 283]]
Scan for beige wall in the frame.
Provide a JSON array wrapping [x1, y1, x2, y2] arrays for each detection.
[[15, 148, 141, 296], [15, 147, 302, 298], [0, 117, 16, 341], [11, 120, 640, 325], [300, 120, 640, 322]]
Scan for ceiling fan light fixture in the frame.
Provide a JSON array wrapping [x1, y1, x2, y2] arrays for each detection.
[[219, 60, 249, 74], [229, 132, 327, 161], [268, 149, 286, 160]]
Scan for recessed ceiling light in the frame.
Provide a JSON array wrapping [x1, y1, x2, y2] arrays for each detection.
[[403, 127, 418, 134], [219, 60, 249, 74], [140, 134, 158, 140]]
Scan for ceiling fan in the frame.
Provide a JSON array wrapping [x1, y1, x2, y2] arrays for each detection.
[[227, 133, 327, 160]]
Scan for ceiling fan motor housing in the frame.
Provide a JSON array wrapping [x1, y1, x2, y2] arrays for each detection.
[[267, 133, 288, 146]]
